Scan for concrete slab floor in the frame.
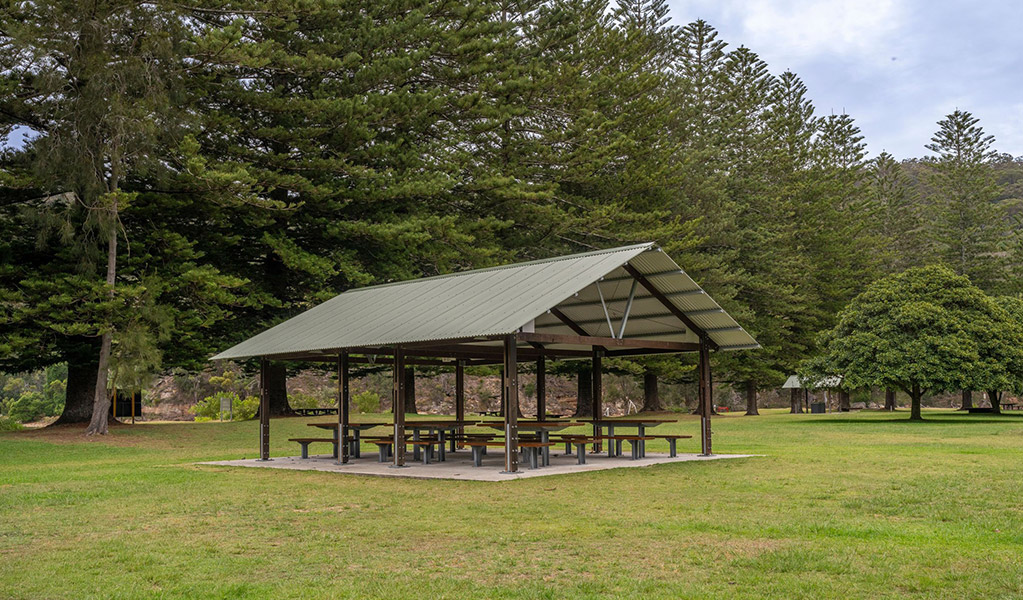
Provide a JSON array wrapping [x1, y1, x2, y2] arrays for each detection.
[[198, 449, 758, 481]]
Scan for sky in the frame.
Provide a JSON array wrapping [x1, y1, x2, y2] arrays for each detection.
[[5, 2, 1020, 159], [666, 0, 1023, 159]]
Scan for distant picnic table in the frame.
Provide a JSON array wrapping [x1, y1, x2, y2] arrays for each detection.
[[293, 407, 338, 416]]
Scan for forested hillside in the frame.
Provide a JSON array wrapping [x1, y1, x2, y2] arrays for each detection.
[[2, 0, 1021, 429]]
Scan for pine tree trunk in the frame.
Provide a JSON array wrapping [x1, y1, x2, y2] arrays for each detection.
[[789, 388, 801, 413], [884, 389, 896, 411], [959, 390, 973, 410], [52, 351, 99, 425], [694, 396, 719, 414], [263, 362, 293, 416], [642, 371, 663, 412], [987, 390, 1001, 414], [910, 383, 923, 421], [403, 367, 417, 414], [573, 367, 593, 417], [744, 380, 759, 415], [85, 225, 118, 435]]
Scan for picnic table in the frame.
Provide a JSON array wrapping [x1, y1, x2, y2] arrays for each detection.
[[477, 421, 583, 466], [583, 418, 677, 458], [308, 421, 388, 458], [1001, 401, 1020, 410], [293, 407, 338, 416], [403, 420, 480, 459]]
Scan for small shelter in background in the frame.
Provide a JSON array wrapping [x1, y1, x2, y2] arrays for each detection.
[[212, 243, 758, 473], [783, 375, 843, 413]]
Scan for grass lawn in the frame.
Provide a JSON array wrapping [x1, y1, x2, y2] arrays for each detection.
[[2, 409, 1022, 599]]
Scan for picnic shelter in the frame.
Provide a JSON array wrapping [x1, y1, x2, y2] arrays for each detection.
[[212, 243, 759, 474]]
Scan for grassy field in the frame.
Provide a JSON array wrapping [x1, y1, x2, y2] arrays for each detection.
[[1, 409, 1022, 599]]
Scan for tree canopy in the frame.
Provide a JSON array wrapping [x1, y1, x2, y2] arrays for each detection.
[[804, 266, 1023, 419], [1, 0, 1023, 427]]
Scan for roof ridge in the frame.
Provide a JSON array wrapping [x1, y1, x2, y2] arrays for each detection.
[[344, 242, 656, 293]]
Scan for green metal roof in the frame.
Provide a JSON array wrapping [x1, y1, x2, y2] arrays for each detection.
[[783, 375, 842, 389], [211, 243, 758, 360]]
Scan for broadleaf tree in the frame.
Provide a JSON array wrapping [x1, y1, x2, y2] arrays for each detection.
[[804, 265, 1023, 420]]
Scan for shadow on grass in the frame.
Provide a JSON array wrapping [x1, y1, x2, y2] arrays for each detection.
[[790, 411, 1023, 425]]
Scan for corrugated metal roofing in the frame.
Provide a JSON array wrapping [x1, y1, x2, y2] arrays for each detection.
[[782, 375, 842, 389], [211, 243, 759, 360]]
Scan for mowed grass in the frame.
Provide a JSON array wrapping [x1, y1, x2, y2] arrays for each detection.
[[2, 409, 1023, 599]]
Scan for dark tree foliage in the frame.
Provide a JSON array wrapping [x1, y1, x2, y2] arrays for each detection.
[[3, 1, 1022, 425], [805, 266, 1023, 420]]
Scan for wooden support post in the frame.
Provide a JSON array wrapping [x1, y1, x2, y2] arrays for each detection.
[[503, 335, 519, 473], [499, 365, 506, 417], [259, 359, 270, 461], [455, 359, 465, 448], [698, 338, 713, 456], [338, 352, 350, 465], [536, 350, 546, 421], [391, 347, 406, 467], [592, 348, 603, 452]]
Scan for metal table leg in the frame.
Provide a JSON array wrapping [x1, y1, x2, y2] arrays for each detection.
[[541, 431, 550, 466]]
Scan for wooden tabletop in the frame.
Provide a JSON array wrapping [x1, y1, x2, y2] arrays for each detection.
[[311, 421, 481, 429], [586, 419, 677, 425], [308, 422, 389, 429], [477, 421, 583, 430], [403, 420, 478, 428]]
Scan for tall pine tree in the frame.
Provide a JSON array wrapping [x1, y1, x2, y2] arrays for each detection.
[[925, 109, 1009, 293]]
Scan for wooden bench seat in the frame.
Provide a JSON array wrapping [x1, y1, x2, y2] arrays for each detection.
[[367, 439, 394, 462], [408, 437, 445, 464], [289, 437, 337, 459], [646, 434, 693, 457], [464, 440, 505, 468], [452, 434, 498, 442], [602, 435, 654, 459], [518, 441, 554, 469], [464, 440, 554, 469], [554, 435, 600, 465]]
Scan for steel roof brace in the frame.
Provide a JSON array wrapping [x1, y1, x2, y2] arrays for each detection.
[[617, 279, 639, 339], [596, 279, 615, 338]]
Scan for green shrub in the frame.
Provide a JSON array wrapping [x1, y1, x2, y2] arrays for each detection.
[[234, 396, 259, 421], [0, 416, 24, 431], [191, 392, 259, 422], [352, 390, 380, 413], [289, 392, 321, 410], [8, 391, 56, 423], [191, 391, 237, 422]]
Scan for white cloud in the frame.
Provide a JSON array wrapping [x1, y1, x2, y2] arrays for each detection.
[[666, 0, 1023, 158], [997, 103, 1023, 155], [673, 0, 909, 66], [738, 0, 904, 61]]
